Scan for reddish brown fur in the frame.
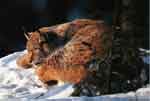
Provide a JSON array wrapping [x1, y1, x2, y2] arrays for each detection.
[[17, 19, 112, 84]]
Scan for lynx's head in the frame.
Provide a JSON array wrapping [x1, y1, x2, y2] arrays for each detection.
[[17, 31, 50, 68]]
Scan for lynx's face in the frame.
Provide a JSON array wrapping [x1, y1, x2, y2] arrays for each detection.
[[17, 31, 51, 68], [26, 31, 43, 51], [25, 31, 49, 65]]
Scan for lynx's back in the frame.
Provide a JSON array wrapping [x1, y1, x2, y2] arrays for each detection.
[[35, 19, 112, 84]]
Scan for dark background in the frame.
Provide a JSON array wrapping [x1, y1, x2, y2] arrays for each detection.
[[0, 0, 149, 57]]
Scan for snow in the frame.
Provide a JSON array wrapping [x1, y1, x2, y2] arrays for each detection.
[[0, 50, 149, 100], [0, 50, 74, 100]]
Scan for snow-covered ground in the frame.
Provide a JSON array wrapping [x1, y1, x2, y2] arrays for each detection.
[[0, 50, 149, 100], [0, 51, 74, 100]]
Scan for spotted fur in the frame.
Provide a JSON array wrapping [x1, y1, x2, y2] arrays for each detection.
[[17, 19, 112, 84]]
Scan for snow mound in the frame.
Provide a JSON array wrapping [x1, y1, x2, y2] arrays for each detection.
[[0, 49, 149, 100], [0, 51, 74, 99]]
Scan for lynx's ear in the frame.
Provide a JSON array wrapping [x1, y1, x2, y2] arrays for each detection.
[[22, 26, 31, 40], [24, 32, 32, 40]]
